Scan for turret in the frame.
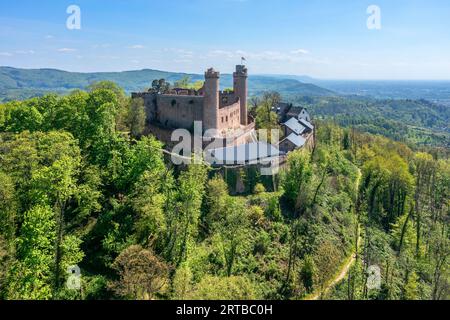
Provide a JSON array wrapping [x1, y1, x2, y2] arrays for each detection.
[[233, 65, 248, 125], [203, 68, 220, 131]]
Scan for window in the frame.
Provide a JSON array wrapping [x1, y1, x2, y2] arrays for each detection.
[[221, 117, 224, 123], [226, 116, 228, 122]]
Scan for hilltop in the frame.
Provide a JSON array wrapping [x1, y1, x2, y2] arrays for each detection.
[[0, 66, 335, 102]]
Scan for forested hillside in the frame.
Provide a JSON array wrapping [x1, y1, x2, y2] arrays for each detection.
[[3, 66, 447, 150], [290, 96, 450, 148], [0, 67, 333, 102], [312, 80, 450, 102], [0, 83, 448, 300]]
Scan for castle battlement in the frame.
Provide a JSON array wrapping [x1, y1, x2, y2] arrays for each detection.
[[205, 68, 220, 78], [219, 90, 235, 95], [133, 65, 251, 135], [164, 88, 202, 96], [234, 65, 248, 77]]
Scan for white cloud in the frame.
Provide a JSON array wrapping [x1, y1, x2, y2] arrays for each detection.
[[128, 45, 145, 49], [174, 59, 193, 64], [208, 49, 311, 62], [291, 49, 309, 55], [163, 48, 195, 59], [58, 48, 77, 53], [15, 50, 35, 55], [98, 55, 120, 60], [0, 52, 13, 57], [45, 35, 54, 39], [209, 50, 236, 59], [92, 43, 111, 49]]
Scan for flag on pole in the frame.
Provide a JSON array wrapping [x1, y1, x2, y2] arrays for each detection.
[[241, 57, 246, 65]]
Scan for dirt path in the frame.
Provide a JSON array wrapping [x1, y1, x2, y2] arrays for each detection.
[[308, 251, 357, 300], [306, 169, 362, 300]]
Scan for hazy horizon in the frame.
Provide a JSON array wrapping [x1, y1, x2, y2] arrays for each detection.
[[2, 65, 450, 82]]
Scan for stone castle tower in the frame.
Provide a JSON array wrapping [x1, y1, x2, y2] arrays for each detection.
[[132, 65, 251, 136], [203, 68, 220, 131], [233, 65, 248, 125]]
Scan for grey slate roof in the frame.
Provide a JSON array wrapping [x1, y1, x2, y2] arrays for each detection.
[[285, 133, 307, 148], [299, 118, 314, 131], [207, 142, 282, 165], [283, 117, 306, 135]]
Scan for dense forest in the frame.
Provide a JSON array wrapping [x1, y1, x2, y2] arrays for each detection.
[[0, 82, 448, 300], [289, 96, 450, 149]]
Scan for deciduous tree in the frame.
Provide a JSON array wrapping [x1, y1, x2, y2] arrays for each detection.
[[110, 245, 170, 300]]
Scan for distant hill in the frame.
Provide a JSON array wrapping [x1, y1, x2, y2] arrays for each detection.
[[291, 95, 450, 147], [0, 66, 335, 102], [312, 79, 450, 102], [257, 74, 317, 83]]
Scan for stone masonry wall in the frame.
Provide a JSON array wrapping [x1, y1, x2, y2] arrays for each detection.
[[217, 101, 241, 132], [156, 94, 203, 129]]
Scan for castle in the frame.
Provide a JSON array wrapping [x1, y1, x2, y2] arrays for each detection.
[[132, 64, 314, 167], [132, 65, 255, 146]]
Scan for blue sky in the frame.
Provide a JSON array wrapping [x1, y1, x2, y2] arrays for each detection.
[[0, 0, 449, 79]]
